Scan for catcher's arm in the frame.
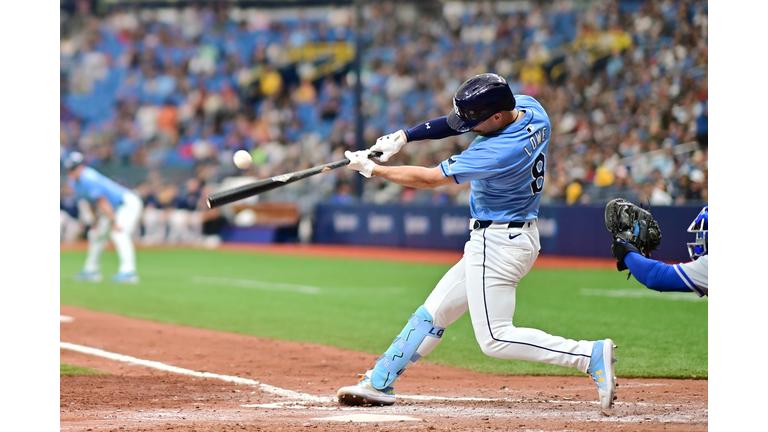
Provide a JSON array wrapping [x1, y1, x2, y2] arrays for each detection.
[[621, 251, 698, 293]]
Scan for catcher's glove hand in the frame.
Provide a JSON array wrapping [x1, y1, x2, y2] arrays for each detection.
[[605, 198, 662, 262], [611, 238, 640, 271]]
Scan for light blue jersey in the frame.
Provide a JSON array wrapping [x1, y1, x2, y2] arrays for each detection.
[[69, 167, 131, 210], [439, 95, 549, 222]]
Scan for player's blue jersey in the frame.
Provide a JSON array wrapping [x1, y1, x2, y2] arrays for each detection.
[[439, 95, 549, 222], [69, 167, 131, 210]]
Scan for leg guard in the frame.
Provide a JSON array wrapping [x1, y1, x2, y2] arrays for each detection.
[[370, 305, 445, 389]]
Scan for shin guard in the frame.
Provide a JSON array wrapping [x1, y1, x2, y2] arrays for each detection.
[[371, 305, 445, 389]]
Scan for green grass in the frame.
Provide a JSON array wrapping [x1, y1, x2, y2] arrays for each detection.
[[60, 248, 707, 379], [60, 363, 108, 376]]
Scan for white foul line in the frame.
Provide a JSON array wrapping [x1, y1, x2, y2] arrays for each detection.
[[60, 342, 512, 407], [60, 342, 330, 403], [580, 288, 706, 301], [190, 277, 321, 294], [62, 341, 687, 411]]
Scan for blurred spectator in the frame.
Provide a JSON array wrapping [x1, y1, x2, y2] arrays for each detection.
[[199, 183, 226, 248], [166, 177, 204, 244], [673, 173, 699, 204], [565, 179, 584, 205], [331, 180, 356, 205], [138, 181, 167, 246], [60, 183, 87, 243], [318, 77, 342, 120], [156, 100, 179, 142], [259, 63, 284, 99], [293, 77, 318, 104], [60, 0, 707, 209], [649, 178, 674, 206]]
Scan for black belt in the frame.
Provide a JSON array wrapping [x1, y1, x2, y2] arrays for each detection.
[[472, 220, 528, 230]]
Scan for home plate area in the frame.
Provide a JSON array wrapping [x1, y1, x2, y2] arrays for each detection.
[[314, 414, 421, 422], [60, 305, 707, 432]]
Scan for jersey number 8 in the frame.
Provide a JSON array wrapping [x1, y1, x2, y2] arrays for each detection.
[[530, 153, 545, 195]]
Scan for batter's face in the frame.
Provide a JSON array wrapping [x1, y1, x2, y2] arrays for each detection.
[[471, 112, 508, 136]]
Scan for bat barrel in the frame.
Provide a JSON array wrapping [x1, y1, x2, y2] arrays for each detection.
[[206, 180, 279, 208], [205, 151, 382, 209]]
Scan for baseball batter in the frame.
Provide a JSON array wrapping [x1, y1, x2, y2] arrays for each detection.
[[339, 73, 617, 409], [612, 206, 708, 297], [64, 151, 144, 283]]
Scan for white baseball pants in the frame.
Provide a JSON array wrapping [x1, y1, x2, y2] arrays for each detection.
[[83, 191, 144, 274], [416, 219, 595, 374]]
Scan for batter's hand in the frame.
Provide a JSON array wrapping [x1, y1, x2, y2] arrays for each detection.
[[345, 150, 376, 178], [370, 130, 407, 162]]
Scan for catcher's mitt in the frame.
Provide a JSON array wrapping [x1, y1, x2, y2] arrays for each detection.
[[605, 198, 662, 258]]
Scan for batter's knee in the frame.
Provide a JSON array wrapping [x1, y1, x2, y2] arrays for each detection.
[[473, 323, 519, 358], [477, 338, 510, 358]]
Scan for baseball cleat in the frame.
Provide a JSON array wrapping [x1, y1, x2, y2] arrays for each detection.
[[587, 339, 617, 409], [337, 370, 396, 406], [111, 272, 139, 284], [74, 271, 102, 282]]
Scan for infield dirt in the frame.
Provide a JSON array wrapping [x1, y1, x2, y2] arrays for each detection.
[[61, 247, 706, 431]]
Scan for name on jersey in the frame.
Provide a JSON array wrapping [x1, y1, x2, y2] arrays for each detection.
[[523, 126, 547, 157]]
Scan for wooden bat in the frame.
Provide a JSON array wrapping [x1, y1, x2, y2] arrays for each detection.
[[206, 151, 382, 209]]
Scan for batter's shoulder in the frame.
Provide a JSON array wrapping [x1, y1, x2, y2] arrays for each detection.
[[514, 94, 543, 108]]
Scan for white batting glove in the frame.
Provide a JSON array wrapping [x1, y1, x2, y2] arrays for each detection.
[[344, 150, 376, 178], [370, 130, 407, 163]]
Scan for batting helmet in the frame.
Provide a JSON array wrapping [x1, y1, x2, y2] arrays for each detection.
[[63, 151, 85, 171], [446, 73, 516, 133]]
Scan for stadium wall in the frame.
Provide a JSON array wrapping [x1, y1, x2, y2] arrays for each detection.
[[312, 203, 703, 262]]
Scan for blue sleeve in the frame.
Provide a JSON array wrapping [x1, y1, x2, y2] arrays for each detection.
[[438, 144, 501, 184], [404, 117, 463, 142], [623, 252, 693, 293]]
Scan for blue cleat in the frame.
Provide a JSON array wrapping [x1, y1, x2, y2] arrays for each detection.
[[587, 338, 617, 409], [73, 271, 102, 282], [111, 272, 139, 284], [337, 370, 396, 406]]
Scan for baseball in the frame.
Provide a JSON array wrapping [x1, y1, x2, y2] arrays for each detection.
[[233, 150, 252, 169]]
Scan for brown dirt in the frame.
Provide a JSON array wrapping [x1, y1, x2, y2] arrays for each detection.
[[61, 244, 706, 431]]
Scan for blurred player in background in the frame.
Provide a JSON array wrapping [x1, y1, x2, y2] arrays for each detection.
[[612, 206, 708, 297], [64, 151, 144, 283], [339, 73, 618, 409]]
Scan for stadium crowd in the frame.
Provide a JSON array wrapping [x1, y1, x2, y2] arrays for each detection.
[[60, 0, 708, 242]]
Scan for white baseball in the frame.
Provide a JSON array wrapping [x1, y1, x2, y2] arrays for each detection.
[[233, 150, 253, 169]]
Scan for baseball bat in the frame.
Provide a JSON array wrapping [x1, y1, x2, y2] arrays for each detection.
[[206, 151, 382, 209]]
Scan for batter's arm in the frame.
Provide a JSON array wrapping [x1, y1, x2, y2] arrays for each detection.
[[404, 116, 464, 142], [371, 165, 455, 189]]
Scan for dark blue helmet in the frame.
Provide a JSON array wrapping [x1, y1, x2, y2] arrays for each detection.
[[446, 73, 516, 133]]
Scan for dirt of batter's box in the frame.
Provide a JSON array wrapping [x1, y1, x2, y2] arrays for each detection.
[[60, 305, 707, 432]]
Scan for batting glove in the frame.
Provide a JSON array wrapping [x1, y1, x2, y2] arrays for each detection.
[[370, 130, 407, 162], [345, 150, 376, 178]]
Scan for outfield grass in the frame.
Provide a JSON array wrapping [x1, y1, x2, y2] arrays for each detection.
[[60, 248, 707, 379], [60, 363, 108, 376]]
